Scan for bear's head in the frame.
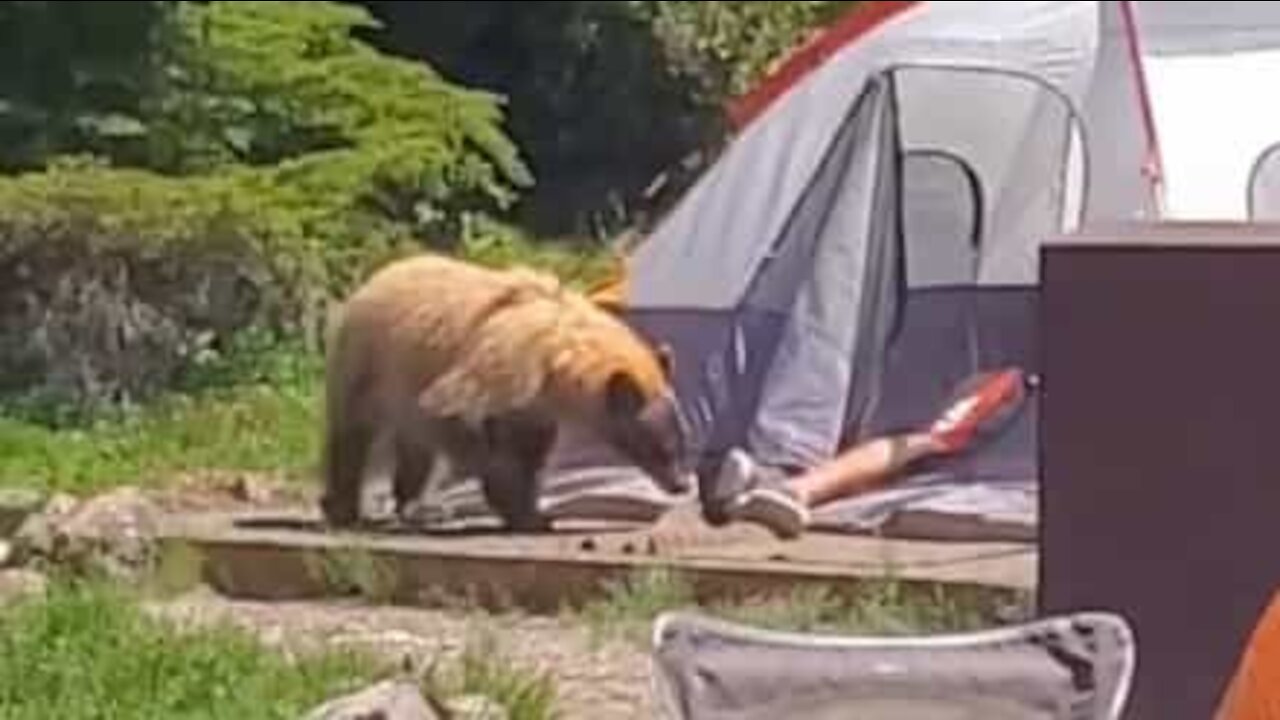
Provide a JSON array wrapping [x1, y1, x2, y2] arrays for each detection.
[[599, 345, 692, 495]]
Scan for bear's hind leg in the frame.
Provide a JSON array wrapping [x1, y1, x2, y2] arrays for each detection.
[[391, 431, 436, 522], [322, 418, 374, 528]]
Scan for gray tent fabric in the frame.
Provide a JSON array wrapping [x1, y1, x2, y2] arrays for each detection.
[[807, 470, 1038, 542], [899, 151, 983, 289], [861, 151, 983, 439], [419, 417, 690, 526], [622, 4, 1104, 491], [747, 75, 904, 470], [797, 146, 1040, 543], [650, 611, 1136, 720]]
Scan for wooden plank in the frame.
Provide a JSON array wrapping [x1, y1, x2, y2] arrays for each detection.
[[156, 510, 1035, 615]]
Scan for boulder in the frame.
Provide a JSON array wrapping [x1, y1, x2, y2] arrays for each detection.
[[302, 680, 441, 720], [0, 489, 46, 538], [14, 487, 161, 580]]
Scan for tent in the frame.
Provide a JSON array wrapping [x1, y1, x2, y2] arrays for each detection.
[[437, 2, 1280, 540], [613, 0, 1157, 536]]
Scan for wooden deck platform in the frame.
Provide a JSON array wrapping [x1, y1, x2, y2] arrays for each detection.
[[157, 502, 1037, 614]]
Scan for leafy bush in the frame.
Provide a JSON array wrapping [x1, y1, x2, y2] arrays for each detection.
[[361, 1, 857, 236], [154, 2, 533, 248], [0, 157, 329, 414], [0, 166, 620, 422], [0, 2, 532, 233], [453, 216, 616, 290], [0, 2, 536, 259], [634, 1, 860, 98], [0, 2, 550, 412], [0, 1, 179, 171], [364, 1, 720, 238]]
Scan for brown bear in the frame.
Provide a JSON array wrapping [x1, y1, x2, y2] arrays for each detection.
[[320, 252, 691, 531]]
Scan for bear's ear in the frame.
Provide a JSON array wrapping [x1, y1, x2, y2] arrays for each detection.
[[655, 343, 676, 380], [604, 371, 646, 418]]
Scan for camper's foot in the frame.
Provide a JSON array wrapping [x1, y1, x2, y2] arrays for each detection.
[[717, 449, 810, 540], [929, 367, 1027, 454]]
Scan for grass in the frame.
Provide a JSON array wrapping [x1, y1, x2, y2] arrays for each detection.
[[0, 576, 565, 720], [0, 562, 994, 720], [0, 340, 323, 496], [425, 629, 561, 720], [578, 566, 1013, 648], [456, 222, 619, 292], [0, 578, 382, 720]]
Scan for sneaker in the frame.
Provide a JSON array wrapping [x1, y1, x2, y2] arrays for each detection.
[[716, 449, 810, 539], [699, 449, 754, 526], [929, 368, 1028, 454]]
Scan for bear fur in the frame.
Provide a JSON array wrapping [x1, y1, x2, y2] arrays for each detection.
[[320, 252, 690, 531]]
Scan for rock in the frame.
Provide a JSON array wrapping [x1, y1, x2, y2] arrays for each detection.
[[447, 695, 510, 720], [13, 487, 161, 580], [0, 489, 46, 538], [12, 493, 80, 561], [226, 475, 275, 505], [0, 569, 48, 605], [302, 680, 441, 720], [0, 541, 13, 569]]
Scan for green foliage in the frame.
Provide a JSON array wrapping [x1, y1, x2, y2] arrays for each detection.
[[0, 1, 532, 253], [154, 2, 533, 247], [578, 567, 1002, 648], [580, 566, 695, 646], [453, 216, 616, 291], [0, 1, 178, 170], [363, 0, 855, 236], [0, 0, 858, 241], [634, 1, 860, 98], [453, 634, 561, 720], [0, 0, 849, 417], [0, 3, 561, 411], [0, 336, 321, 495], [420, 628, 563, 720], [0, 380, 318, 496], [0, 157, 324, 286], [0, 158, 331, 412], [367, 0, 721, 238], [0, 579, 382, 720], [0, 159, 613, 415]]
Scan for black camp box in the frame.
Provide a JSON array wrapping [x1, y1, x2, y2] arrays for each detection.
[[1039, 222, 1280, 720]]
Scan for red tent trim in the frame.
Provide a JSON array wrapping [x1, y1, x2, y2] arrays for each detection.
[[726, 1, 922, 132]]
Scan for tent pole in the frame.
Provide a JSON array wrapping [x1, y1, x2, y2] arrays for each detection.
[[1120, 0, 1166, 217]]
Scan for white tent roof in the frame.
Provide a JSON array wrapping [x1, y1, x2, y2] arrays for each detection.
[[1128, 1, 1280, 56], [1134, 2, 1280, 219]]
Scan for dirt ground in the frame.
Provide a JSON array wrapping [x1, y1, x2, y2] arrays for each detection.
[[147, 588, 657, 719]]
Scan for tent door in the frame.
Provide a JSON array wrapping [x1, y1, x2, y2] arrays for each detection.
[[744, 72, 905, 470]]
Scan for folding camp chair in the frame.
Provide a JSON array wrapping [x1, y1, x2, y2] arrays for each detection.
[[650, 610, 1135, 720]]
